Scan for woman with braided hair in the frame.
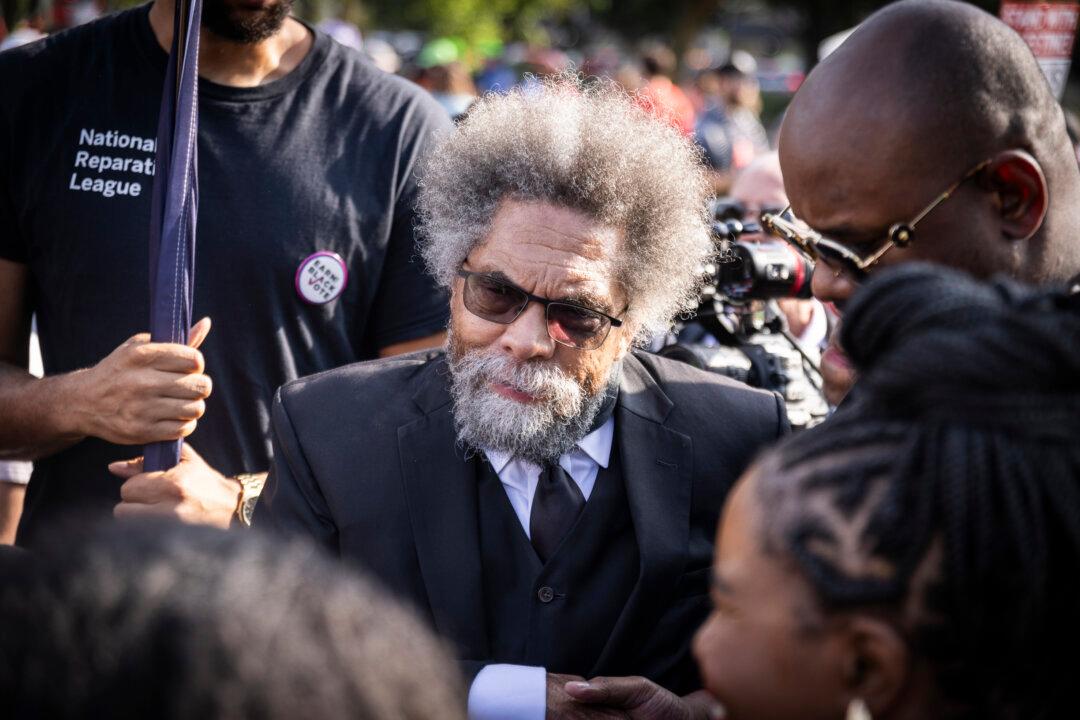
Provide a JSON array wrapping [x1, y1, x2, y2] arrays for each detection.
[[692, 263, 1080, 720]]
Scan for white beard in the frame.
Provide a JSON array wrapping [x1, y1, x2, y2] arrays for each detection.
[[447, 344, 619, 465]]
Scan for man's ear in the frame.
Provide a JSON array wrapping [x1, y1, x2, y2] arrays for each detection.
[[984, 149, 1048, 242], [840, 616, 910, 717]]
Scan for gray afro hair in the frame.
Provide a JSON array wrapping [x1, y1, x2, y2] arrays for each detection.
[[416, 74, 714, 342]]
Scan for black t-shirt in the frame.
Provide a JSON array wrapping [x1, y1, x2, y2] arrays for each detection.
[[0, 6, 452, 545]]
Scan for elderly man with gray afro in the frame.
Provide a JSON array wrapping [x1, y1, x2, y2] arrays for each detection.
[[261, 75, 788, 720]]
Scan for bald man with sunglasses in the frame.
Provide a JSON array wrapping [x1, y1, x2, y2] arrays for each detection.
[[766, 0, 1080, 406], [261, 79, 788, 720]]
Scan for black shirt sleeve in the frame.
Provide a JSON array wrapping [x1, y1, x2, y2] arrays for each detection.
[[366, 94, 452, 350], [0, 51, 28, 264]]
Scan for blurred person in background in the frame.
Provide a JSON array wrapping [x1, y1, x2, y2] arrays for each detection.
[[518, 46, 572, 88], [694, 51, 769, 193], [0, 0, 450, 546], [412, 38, 478, 119], [717, 52, 769, 170], [770, 0, 1080, 406], [580, 45, 622, 85], [475, 66, 516, 94], [690, 264, 1080, 720], [612, 57, 644, 94], [0, 519, 467, 719], [730, 152, 829, 352], [693, 67, 735, 193], [637, 43, 696, 136]]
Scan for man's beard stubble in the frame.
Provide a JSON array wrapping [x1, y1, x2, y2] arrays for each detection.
[[447, 329, 621, 466], [201, 0, 292, 44]]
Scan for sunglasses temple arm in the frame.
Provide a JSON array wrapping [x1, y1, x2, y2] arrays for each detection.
[[909, 160, 992, 229], [764, 216, 819, 256], [908, 187, 958, 228], [859, 242, 896, 269]]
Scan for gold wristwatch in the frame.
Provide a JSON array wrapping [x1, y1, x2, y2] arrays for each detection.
[[234, 472, 268, 528]]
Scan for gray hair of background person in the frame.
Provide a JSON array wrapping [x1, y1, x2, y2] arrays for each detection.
[[0, 520, 466, 720], [417, 74, 714, 343]]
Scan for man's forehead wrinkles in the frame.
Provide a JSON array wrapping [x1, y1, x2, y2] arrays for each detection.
[[512, 226, 611, 260], [528, 259, 614, 302], [481, 244, 606, 278]]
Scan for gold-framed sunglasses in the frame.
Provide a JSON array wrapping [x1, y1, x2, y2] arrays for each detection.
[[761, 159, 992, 280]]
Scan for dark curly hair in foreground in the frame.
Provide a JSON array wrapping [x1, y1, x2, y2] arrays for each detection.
[[756, 264, 1080, 719], [0, 520, 466, 720]]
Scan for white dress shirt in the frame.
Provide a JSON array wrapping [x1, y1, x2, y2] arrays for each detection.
[[797, 298, 829, 352], [467, 416, 615, 720]]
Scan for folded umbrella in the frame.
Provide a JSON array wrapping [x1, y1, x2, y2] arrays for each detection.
[[144, 0, 202, 472]]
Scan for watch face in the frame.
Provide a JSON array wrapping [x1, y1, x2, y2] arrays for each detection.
[[241, 496, 259, 526]]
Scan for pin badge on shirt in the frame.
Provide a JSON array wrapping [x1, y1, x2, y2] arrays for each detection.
[[295, 251, 348, 304]]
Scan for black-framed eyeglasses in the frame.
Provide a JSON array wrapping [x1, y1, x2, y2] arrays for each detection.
[[711, 197, 787, 225], [456, 268, 623, 351], [761, 159, 992, 280]]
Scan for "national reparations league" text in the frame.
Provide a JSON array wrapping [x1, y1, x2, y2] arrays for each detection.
[[68, 128, 157, 199]]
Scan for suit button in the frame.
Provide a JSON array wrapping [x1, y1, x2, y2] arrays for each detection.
[[537, 586, 555, 603]]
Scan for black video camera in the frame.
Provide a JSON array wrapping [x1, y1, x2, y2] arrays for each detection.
[[653, 197, 828, 429], [709, 198, 814, 301]]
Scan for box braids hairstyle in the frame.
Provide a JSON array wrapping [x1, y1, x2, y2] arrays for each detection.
[[756, 264, 1080, 719]]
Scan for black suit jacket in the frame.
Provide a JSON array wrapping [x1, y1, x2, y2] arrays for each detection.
[[261, 350, 787, 687]]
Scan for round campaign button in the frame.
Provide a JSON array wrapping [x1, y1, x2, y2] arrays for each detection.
[[295, 251, 348, 305]]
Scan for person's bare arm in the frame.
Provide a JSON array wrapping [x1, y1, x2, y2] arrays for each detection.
[[378, 331, 446, 358], [0, 481, 26, 544], [0, 258, 75, 459], [0, 258, 214, 461]]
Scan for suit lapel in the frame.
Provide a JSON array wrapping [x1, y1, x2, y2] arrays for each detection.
[[397, 358, 489, 660], [591, 355, 693, 676]]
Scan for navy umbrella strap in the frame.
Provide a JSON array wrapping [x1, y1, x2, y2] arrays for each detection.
[[145, 0, 202, 472]]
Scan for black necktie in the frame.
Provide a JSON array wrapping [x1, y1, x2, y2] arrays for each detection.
[[530, 462, 585, 563]]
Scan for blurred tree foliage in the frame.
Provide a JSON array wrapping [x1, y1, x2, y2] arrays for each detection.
[[312, 0, 604, 46], [397, 0, 584, 44]]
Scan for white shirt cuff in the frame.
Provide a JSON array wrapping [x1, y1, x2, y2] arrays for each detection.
[[0, 460, 31, 485], [467, 663, 546, 720]]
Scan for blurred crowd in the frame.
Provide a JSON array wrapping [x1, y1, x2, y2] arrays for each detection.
[[398, 35, 778, 194]]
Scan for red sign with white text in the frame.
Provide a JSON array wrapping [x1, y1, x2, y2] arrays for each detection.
[[1001, 2, 1080, 98]]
